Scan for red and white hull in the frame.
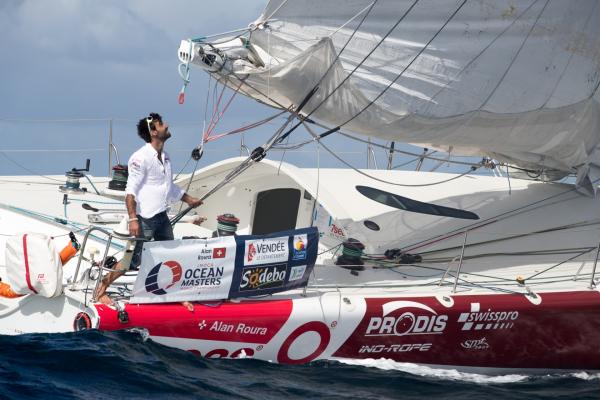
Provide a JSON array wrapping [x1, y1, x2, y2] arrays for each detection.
[[95, 290, 600, 370]]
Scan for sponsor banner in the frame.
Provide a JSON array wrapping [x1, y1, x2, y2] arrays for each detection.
[[244, 236, 289, 266], [129, 227, 319, 303], [239, 264, 287, 291], [229, 227, 319, 298], [130, 236, 236, 304]]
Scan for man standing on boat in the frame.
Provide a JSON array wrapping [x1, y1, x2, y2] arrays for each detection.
[[95, 112, 202, 305]]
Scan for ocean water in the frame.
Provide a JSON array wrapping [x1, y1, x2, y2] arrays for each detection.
[[1, 331, 600, 400]]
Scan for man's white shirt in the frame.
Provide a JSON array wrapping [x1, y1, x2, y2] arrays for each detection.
[[125, 143, 184, 218]]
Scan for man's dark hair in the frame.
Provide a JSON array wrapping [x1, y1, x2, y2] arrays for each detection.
[[136, 112, 162, 143]]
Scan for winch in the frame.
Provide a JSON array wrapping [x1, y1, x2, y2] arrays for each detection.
[[59, 159, 90, 194], [108, 164, 128, 191], [336, 238, 365, 273], [213, 213, 240, 237]]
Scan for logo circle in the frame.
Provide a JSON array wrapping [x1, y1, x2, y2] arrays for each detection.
[[394, 312, 416, 336], [277, 321, 330, 364], [144, 260, 182, 295]]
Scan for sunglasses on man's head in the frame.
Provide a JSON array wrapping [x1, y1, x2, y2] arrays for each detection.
[[146, 114, 161, 132]]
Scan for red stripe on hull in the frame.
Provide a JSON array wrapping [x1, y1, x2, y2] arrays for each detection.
[[96, 299, 293, 344], [333, 291, 600, 369]]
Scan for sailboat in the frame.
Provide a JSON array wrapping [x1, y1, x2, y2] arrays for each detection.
[[2, 0, 600, 372]]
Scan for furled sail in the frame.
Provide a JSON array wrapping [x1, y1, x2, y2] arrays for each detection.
[[180, 0, 600, 190]]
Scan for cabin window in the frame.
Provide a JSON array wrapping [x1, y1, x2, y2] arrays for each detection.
[[251, 188, 301, 234], [356, 185, 479, 220]]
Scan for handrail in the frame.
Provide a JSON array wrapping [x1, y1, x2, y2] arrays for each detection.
[[437, 228, 469, 292], [439, 255, 460, 287], [589, 240, 600, 289], [70, 226, 143, 301], [71, 226, 114, 290], [453, 230, 469, 293]]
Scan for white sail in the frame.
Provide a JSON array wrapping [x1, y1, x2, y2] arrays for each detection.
[[181, 0, 600, 188]]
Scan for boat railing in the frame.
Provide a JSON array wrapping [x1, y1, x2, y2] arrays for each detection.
[[439, 255, 460, 287], [70, 225, 142, 302], [438, 229, 469, 293], [589, 240, 600, 289], [71, 226, 115, 292]]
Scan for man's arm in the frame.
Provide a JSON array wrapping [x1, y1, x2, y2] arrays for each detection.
[[126, 194, 140, 236]]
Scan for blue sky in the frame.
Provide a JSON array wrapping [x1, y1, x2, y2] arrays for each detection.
[[0, 0, 445, 178]]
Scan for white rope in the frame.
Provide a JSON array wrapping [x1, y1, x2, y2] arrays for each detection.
[[263, 0, 291, 23], [329, 1, 376, 37]]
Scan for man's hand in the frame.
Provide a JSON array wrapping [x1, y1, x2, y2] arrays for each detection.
[[182, 193, 203, 208], [129, 220, 141, 237]]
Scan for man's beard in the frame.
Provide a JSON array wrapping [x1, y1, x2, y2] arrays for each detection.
[[159, 130, 172, 141]]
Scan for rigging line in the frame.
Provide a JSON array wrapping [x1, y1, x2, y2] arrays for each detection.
[[339, 132, 480, 166], [591, 66, 600, 99], [422, 0, 540, 114], [425, 247, 597, 263], [302, 121, 481, 187], [206, 78, 245, 139], [329, 1, 377, 38], [214, 71, 290, 112], [179, 158, 200, 214], [311, 0, 379, 92], [403, 197, 578, 254], [372, 261, 517, 283], [284, 0, 421, 131], [0, 151, 63, 182], [200, 29, 250, 44], [263, 0, 292, 23], [541, 1, 598, 108], [277, 133, 290, 175], [274, 126, 480, 168], [173, 155, 193, 181], [169, 101, 302, 225], [524, 247, 596, 281], [392, 154, 428, 169], [479, 0, 550, 109], [206, 82, 228, 138], [206, 110, 288, 142], [402, 179, 595, 253], [221, 0, 379, 140], [499, 162, 573, 175], [506, 164, 512, 195], [417, 219, 600, 257], [453, 278, 525, 296], [203, 74, 213, 141], [263, 0, 379, 128], [339, 0, 468, 128]]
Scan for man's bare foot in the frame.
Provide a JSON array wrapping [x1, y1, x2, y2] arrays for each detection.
[[182, 301, 194, 312], [97, 294, 115, 306]]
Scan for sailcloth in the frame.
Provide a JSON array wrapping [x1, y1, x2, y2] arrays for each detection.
[[188, 0, 600, 189]]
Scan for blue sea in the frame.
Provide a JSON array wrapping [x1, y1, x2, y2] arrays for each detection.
[[1, 330, 600, 399]]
